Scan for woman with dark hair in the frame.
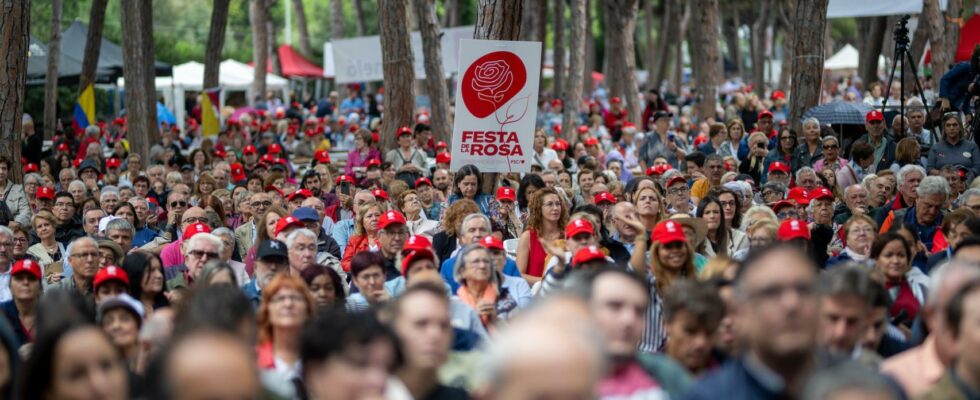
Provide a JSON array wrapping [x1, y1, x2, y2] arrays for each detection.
[[516, 174, 545, 217], [121, 252, 170, 318], [711, 188, 748, 251], [927, 112, 980, 175], [871, 232, 928, 326], [301, 309, 402, 400], [344, 129, 382, 179], [764, 127, 799, 171], [447, 164, 493, 215], [300, 264, 346, 311], [18, 321, 129, 400], [0, 259, 43, 349], [697, 196, 734, 257]]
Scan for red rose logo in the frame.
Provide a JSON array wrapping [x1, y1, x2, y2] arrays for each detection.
[[461, 51, 527, 119]]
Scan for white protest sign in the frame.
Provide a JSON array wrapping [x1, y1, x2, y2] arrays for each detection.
[[449, 39, 541, 173]]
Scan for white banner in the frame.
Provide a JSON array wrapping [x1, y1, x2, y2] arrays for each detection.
[[449, 39, 542, 173], [327, 26, 474, 83]]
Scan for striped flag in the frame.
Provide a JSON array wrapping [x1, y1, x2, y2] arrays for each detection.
[[72, 84, 96, 133], [200, 87, 221, 138]]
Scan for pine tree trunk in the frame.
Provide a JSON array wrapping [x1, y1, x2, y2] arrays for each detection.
[[723, 4, 742, 81], [79, 0, 107, 97], [650, 0, 676, 92], [378, 0, 416, 152], [858, 16, 887, 87], [583, 0, 594, 92], [250, 0, 268, 104], [474, 0, 522, 193], [776, 0, 795, 91], [266, 0, 280, 77], [562, 0, 586, 143], [750, 0, 770, 97], [44, 0, 62, 140], [121, 0, 159, 161], [689, 0, 721, 120], [414, 0, 451, 145], [946, 0, 961, 67], [332, 0, 346, 97], [642, 0, 656, 89], [924, 0, 948, 91], [293, 0, 312, 56], [602, 0, 641, 124], [354, 0, 368, 35], [553, 0, 566, 99], [671, 0, 690, 94], [443, 0, 459, 27], [0, 0, 29, 182], [787, 0, 828, 132], [204, 0, 231, 90]]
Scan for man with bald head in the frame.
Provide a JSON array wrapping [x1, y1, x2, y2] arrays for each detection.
[[161, 207, 209, 268], [834, 184, 870, 224]]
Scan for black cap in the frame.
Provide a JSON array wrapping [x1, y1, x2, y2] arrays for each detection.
[[180, 164, 193, 172], [256, 240, 288, 261], [652, 110, 673, 121]]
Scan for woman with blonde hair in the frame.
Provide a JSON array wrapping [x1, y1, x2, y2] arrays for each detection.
[[244, 206, 288, 276], [634, 184, 665, 231], [726, 118, 746, 161], [732, 219, 780, 261], [341, 201, 382, 272], [517, 187, 569, 284], [699, 255, 738, 280], [890, 137, 924, 173], [27, 210, 64, 270], [256, 275, 316, 387]]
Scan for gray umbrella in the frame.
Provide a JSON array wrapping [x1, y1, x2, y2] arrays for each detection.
[[803, 101, 873, 125]]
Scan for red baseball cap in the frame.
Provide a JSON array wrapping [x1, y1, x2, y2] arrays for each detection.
[[36, 186, 54, 200], [397, 126, 413, 137], [315, 149, 331, 164], [372, 188, 389, 200], [243, 145, 257, 155], [809, 187, 835, 202], [665, 175, 687, 188], [268, 143, 283, 154], [435, 141, 447, 149], [182, 223, 212, 241], [584, 137, 599, 147], [551, 98, 563, 107], [652, 220, 687, 245], [787, 187, 810, 206], [771, 200, 796, 213], [213, 148, 227, 159], [768, 161, 790, 174], [572, 246, 607, 265], [366, 158, 382, 169], [594, 192, 616, 205], [415, 177, 432, 188], [56, 142, 68, 152], [231, 163, 246, 182], [401, 249, 436, 277], [23, 163, 38, 173], [336, 175, 355, 185], [565, 218, 595, 238], [94, 265, 129, 290], [274, 216, 304, 236], [378, 210, 407, 230], [402, 235, 433, 253], [10, 259, 41, 280], [479, 235, 505, 251], [436, 153, 451, 164], [288, 189, 313, 202], [260, 154, 276, 164], [866, 110, 884, 123], [550, 141, 568, 151], [305, 128, 318, 138], [577, 125, 590, 134], [771, 90, 786, 101], [758, 109, 774, 120], [105, 158, 121, 169], [264, 185, 283, 198], [778, 219, 811, 241], [610, 96, 622, 104], [497, 187, 516, 202]]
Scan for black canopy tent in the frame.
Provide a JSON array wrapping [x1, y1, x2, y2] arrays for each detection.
[[59, 20, 172, 79], [25, 36, 115, 86]]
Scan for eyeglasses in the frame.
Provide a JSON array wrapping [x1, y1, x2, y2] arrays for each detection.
[[822, 144, 839, 149], [252, 201, 273, 208], [72, 251, 99, 260], [169, 201, 188, 208], [382, 229, 409, 238], [776, 211, 799, 219], [668, 187, 689, 195], [270, 294, 305, 304], [188, 250, 219, 260]]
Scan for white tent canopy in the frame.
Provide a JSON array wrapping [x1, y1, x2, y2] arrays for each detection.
[[118, 60, 291, 131], [824, 44, 887, 71]]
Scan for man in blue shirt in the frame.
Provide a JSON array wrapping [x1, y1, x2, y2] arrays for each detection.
[[241, 240, 289, 308]]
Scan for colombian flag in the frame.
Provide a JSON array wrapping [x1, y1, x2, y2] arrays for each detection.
[[201, 87, 221, 138], [73, 84, 96, 134]]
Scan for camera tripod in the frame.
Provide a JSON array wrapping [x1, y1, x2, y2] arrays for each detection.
[[881, 15, 931, 137]]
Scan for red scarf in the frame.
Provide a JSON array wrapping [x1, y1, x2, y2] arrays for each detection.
[[885, 278, 920, 323]]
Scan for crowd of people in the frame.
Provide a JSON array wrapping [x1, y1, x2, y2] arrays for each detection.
[[2, 76, 980, 399]]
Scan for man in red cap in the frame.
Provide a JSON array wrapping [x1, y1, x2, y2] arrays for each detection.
[[376, 210, 410, 282], [754, 109, 777, 140], [385, 126, 427, 175], [169, 227, 222, 289], [495, 187, 521, 239], [665, 174, 694, 214], [160, 207, 209, 268], [241, 145, 260, 172], [766, 161, 792, 187], [852, 110, 896, 173], [435, 152, 451, 170]]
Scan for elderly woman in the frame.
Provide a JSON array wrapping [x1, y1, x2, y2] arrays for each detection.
[[826, 214, 878, 268], [453, 244, 528, 329], [23, 173, 41, 213], [431, 199, 480, 263], [928, 112, 980, 176], [793, 117, 824, 167], [341, 202, 382, 273], [344, 129, 382, 179], [732, 219, 779, 261], [398, 190, 438, 238], [256, 275, 315, 387], [739, 205, 778, 232], [0, 156, 31, 227], [447, 164, 494, 215], [27, 210, 64, 270], [212, 227, 249, 284]]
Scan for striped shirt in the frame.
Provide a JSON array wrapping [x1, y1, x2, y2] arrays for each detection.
[[639, 278, 666, 353]]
